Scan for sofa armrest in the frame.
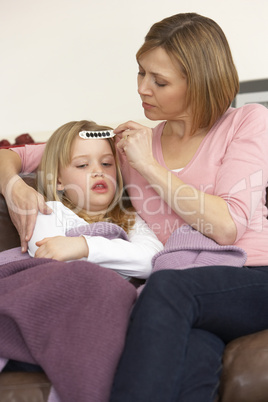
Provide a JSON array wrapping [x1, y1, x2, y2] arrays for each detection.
[[218, 329, 268, 402]]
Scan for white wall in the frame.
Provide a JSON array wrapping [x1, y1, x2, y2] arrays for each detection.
[[1, 0, 268, 141]]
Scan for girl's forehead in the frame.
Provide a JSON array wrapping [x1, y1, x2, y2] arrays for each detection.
[[71, 136, 113, 156]]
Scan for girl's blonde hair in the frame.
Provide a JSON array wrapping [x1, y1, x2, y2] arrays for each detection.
[[136, 13, 239, 134], [37, 120, 135, 233]]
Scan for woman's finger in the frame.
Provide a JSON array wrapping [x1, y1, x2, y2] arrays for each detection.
[[114, 121, 145, 134]]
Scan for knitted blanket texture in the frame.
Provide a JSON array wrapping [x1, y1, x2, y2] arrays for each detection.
[[0, 222, 136, 402], [136, 226, 247, 296], [152, 225, 247, 271]]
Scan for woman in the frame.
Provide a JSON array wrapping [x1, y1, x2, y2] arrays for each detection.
[[109, 13, 268, 402], [1, 12, 268, 402]]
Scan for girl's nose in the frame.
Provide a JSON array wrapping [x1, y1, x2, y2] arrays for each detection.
[[91, 171, 104, 178]]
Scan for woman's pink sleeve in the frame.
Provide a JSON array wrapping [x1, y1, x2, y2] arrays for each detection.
[[11, 143, 46, 173], [215, 105, 268, 241]]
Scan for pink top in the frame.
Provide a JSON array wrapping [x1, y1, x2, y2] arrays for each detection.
[[13, 104, 268, 266]]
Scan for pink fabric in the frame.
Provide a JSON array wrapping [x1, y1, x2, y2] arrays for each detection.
[[11, 143, 45, 173]]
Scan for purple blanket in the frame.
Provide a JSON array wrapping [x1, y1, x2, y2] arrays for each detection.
[[0, 222, 136, 402], [0, 258, 136, 401], [137, 226, 247, 296], [152, 225, 247, 271]]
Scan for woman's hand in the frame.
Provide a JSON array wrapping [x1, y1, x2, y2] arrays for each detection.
[[114, 122, 237, 245], [3, 176, 52, 252], [115, 121, 157, 174], [34, 236, 89, 261]]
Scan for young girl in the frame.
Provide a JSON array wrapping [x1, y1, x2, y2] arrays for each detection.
[[0, 120, 163, 402], [28, 119, 163, 279]]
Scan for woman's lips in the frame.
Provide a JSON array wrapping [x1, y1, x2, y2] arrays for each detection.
[[142, 101, 155, 110], [91, 180, 108, 193]]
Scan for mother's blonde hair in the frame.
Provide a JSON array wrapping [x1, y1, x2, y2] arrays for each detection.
[[137, 13, 239, 134], [37, 120, 135, 232]]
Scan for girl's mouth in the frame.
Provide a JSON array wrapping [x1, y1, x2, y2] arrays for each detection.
[[91, 180, 108, 193]]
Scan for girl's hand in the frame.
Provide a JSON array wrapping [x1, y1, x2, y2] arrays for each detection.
[[115, 121, 156, 174], [34, 236, 89, 261]]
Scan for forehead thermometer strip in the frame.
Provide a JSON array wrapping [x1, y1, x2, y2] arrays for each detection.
[[79, 130, 116, 139]]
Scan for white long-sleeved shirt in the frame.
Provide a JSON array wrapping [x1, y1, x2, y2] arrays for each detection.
[[28, 201, 163, 279]]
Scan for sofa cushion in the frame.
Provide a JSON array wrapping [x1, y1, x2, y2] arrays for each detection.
[[0, 193, 20, 251], [219, 329, 268, 402], [0, 372, 51, 402]]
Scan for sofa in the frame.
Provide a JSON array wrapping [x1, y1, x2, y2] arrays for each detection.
[[1, 175, 268, 402]]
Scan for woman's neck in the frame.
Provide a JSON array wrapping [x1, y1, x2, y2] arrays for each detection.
[[163, 120, 192, 139], [163, 120, 207, 140]]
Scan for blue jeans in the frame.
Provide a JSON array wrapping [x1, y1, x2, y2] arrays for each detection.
[[110, 265, 268, 402]]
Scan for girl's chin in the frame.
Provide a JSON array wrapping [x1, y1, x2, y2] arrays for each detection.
[[83, 205, 110, 215]]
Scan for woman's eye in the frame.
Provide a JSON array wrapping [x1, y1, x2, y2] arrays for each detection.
[[155, 81, 166, 87], [102, 162, 112, 167], [138, 71, 145, 77], [77, 164, 88, 168]]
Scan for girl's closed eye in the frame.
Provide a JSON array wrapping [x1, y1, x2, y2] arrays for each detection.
[[76, 164, 88, 169], [101, 155, 115, 168]]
